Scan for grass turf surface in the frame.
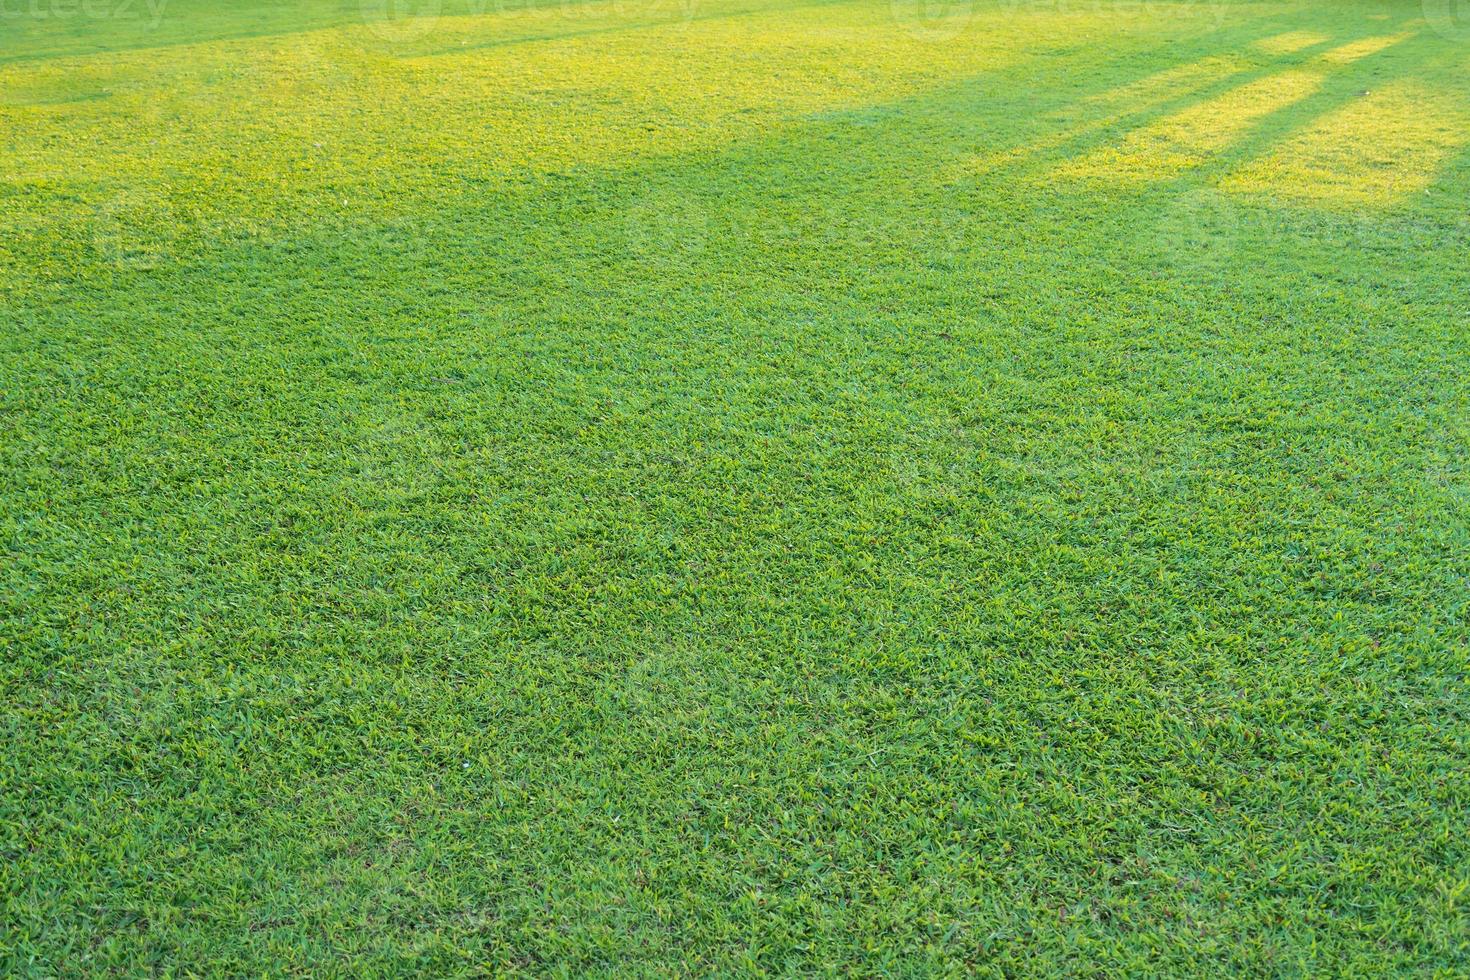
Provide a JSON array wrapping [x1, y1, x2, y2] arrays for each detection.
[[2, 0, 1469, 972]]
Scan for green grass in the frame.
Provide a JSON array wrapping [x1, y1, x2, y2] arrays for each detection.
[[2, 0, 1468, 972]]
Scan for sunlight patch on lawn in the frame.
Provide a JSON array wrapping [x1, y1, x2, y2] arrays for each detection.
[[1221, 78, 1470, 207], [1053, 67, 1326, 181], [1252, 30, 1330, 55], [0, 0, 1078, 270], [1317, 31, 1414, 63], [1051, 34, 1408, 185], [942, 55, 1250, 180]]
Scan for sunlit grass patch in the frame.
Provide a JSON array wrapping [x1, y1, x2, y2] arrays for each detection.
[[1051, 32, 1414, 186], [1252, 29, 1330, 54], [1, 0, 1115, 278], [1054, 66, 1327, 181], [1316, 30, 1415, 63], [946, 54, 1254, 180], [1222, 78, 1470, 206]]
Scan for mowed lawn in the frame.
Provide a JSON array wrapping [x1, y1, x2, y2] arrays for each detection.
[[2, 0, 1468, 972]]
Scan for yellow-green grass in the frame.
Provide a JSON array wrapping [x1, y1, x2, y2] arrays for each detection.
[[2, 0, 1468, 972]]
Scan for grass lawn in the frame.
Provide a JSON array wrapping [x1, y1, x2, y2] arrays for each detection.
[[2, 0, 1468, 971]]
